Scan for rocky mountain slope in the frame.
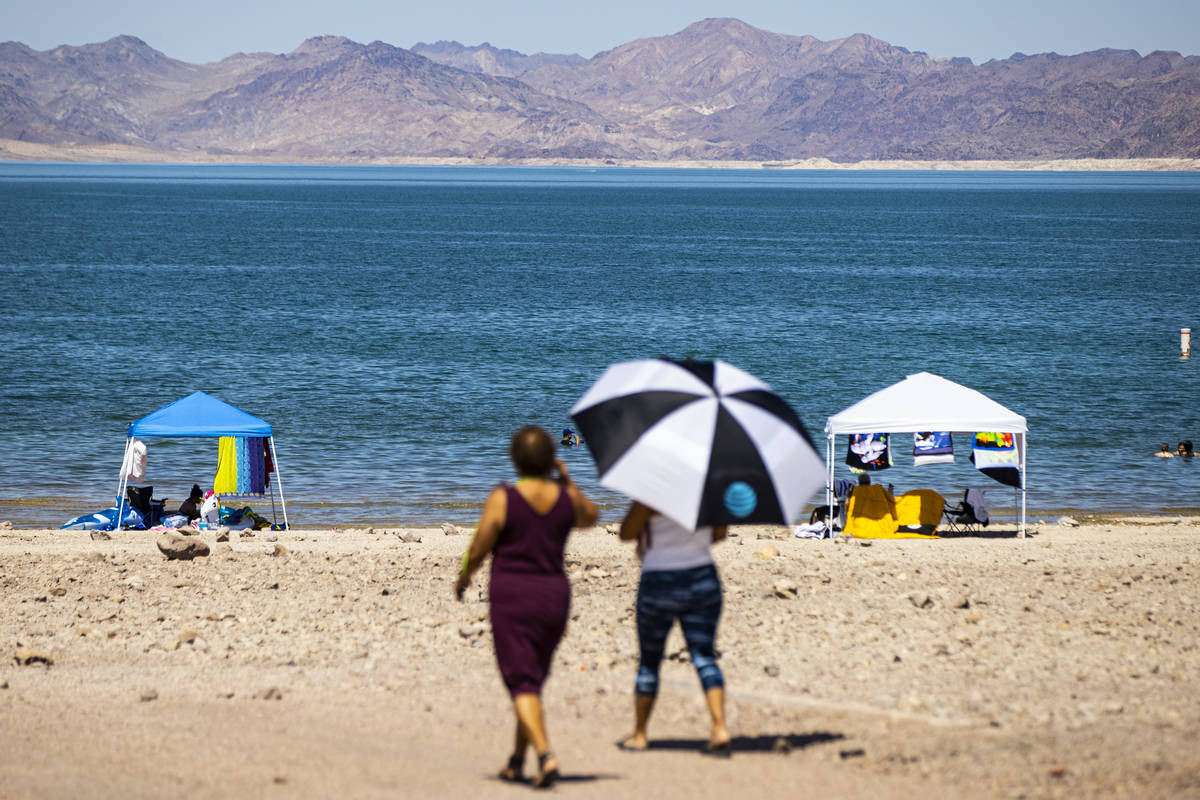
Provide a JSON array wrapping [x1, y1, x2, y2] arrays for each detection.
[[2, 19, 1198, 162]]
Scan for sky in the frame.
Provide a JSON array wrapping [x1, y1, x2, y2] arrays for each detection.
[[3, 0, 1198, 64]]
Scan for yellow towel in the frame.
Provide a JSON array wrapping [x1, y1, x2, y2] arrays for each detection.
[[895, 489, 944, 537], [843, 485, 898, 538], [845, 485, 942, 539], [214, 436, 238, 494]]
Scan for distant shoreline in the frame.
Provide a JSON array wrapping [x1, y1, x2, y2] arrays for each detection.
[[2, 139, 1197, 172]]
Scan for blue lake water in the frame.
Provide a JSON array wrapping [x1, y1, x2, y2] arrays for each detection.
[[0, 163, 1198, 528]]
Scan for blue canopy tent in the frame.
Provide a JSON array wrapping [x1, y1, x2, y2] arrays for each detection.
[[116, 391, 289, 529]]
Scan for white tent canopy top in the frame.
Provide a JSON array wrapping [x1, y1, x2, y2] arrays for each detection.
[[824, 372, 1027, 536], [826, 372, 1027, 435]]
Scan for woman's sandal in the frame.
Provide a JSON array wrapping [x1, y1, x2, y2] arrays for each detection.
[[498, 753, 524, 783], [532, 750, 559, 789]]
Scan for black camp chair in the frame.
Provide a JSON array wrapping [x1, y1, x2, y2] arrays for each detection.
[[125, 486, 166, 528], [943, 488, 988, 534]]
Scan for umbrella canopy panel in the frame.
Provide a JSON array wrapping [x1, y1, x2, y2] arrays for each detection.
[[571, 359, 826, 530]]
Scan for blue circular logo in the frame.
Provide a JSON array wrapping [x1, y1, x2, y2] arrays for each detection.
[[723, 481, 757, 518]]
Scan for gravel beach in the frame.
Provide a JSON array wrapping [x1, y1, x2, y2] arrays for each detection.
[[1, 517, 1198, 798]]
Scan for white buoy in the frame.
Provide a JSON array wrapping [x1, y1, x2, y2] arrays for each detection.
[[1184, 328, 1192, 359]]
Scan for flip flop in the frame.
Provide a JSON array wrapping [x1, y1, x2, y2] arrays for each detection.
[[533, 751, 559, 789], [498, 754, 524, 783], [701, 741, 732, 758]]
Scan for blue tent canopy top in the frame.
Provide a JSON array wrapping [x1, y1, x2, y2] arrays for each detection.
[[129, 391, 272, 438]]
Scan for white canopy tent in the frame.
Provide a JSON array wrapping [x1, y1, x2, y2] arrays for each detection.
[[824, 372, 1028, 537]]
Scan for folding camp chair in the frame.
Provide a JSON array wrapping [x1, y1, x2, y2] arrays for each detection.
[[943, 488, 989, 533]]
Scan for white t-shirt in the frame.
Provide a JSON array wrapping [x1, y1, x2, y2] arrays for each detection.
[[641, 514, 715, 573]]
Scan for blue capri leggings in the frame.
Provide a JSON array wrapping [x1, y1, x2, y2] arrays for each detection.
[[635, 563, 724, 696]]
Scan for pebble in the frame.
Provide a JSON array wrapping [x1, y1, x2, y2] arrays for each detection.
[[272, 544, 289, 557], [13, 647, 54, 666], [156, 532, 210, 560], [441, 523, 462, 536], [754, 545, 780, 560], [400, 532, 423, 543], [773, 579, 799, 599], [1058, 516, 1080, 527]]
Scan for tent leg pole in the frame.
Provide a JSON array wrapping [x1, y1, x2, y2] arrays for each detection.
[[115, 437, 132, 531], [1020, 432, 1027, 539], [826, 434, 835, 537], [269, 437, 289, 530]]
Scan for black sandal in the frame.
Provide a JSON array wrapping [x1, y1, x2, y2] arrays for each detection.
[[533, 750, 559, 789], [498, 753, 524, 783]]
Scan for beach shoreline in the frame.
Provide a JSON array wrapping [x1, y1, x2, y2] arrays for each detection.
[[2, 516, 1198, 798], [2, 138, 1198, 172]]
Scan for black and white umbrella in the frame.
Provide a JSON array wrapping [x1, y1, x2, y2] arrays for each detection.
[[569, 358, 826, 530]]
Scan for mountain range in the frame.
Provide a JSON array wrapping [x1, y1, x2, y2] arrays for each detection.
[[2, 18, 1198, 163]]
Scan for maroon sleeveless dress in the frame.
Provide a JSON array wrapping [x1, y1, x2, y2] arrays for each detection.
[[488, 485, 574, 697]]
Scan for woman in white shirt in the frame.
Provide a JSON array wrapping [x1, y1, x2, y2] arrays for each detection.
[[616, 501, 731, 756]]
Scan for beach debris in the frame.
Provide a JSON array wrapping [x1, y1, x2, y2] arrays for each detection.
[[441, 523, 462, 536], [89, 530, 112, 541], [754, 545, 780, 560], [240, 530, 255, 539], [140, 689, 158, 702], [1049, 764, 1068, 778], [172, 629, 200, 650], [365, 528, 376, 535], [604, 524, 619, 535], [857, 539, 873, 547], [0, 520, 13, 530], [215, 527, 229, 542], [400, 532, 422, 543], [156, 532, 210, 560], [459, 624, 487, 639], [763, 664, 781, 677], [1058, 516, 1080, 527], [839, 748, 866, 760], [773, 579, 799, 599], [271, 543, 289, 558], [13, 647, 53, 667], [909, 593, 935, 610], [257, 686, 283, 701]]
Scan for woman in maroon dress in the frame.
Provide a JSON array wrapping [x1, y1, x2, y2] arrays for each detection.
[[456, 425, 598, 788]]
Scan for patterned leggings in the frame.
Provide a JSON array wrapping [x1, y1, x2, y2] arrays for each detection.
[[635, 563, 724, 696]]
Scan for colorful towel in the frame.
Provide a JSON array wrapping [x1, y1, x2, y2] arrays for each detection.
[[214, 437, 238, 494], [913, 431, 954, 466], [846, 433, 891, 472], [971, 432, 1022, 488], [248, 437, 266, 494]]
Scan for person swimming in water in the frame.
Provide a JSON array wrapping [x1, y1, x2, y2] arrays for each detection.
[[1156, 443, 1175, 458], [560, 428, 580, 447]]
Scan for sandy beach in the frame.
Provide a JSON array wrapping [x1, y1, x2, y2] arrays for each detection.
[[2, 516, 1198, 798], [2, 138, 1198, 171]]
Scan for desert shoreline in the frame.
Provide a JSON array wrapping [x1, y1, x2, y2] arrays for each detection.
[[1, 516, 1198, 798], [2, 139, 1198, 172]]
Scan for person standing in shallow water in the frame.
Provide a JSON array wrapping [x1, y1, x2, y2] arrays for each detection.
[[616, 501, 732, 757], [455, 425, 598, 788]]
